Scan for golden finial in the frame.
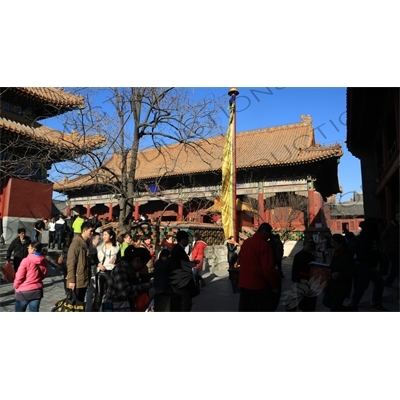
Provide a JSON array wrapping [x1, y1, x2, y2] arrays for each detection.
[[228, 87, 239, 96]]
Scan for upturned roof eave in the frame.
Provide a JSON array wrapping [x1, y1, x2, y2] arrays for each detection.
[[53, 149, 343, 192]]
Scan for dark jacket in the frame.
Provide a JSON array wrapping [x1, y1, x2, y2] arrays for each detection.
[[105, 260, 151, 302], [34, 220, 46, 231], [328, 248, 355, 297], [168, 243, 195, 293], [169, 243, 190, 275], [381, 220, 399, 255], [291, 250, 315, 282], [55, 219, 66, 233], [7, 236, 31, 261], [270, 238, 284, 267], [154, 257, 171, 294], [88, 242, 100, 279], [355, 231, 381, 268], [227, 243, 239, 265]]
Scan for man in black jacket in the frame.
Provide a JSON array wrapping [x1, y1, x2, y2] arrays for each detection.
[[32, 218, 48, 242], [6, 228, 31, 272], [168, 230, 197, 311], [271, 234, 285, 278]]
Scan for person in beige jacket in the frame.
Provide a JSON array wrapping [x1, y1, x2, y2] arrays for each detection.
[[67, 222, 94, 302]]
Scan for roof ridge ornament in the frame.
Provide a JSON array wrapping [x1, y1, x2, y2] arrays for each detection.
[[300, 114, 312, 125], [301, 114, 312, 124]]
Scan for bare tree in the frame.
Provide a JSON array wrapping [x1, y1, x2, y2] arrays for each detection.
[[52, 88, 225, 230], [181, 196, 214, 223], [240, 195, 261, 220], [263, 192, 308, 241], [1, 133, 52, 181]]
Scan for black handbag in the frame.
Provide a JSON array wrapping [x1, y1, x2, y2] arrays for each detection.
[[170, 260, 200, 298], [52, 289, 85, 312]]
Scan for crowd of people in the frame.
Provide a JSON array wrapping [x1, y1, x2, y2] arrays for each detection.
[[285, 214, 399, 312], [62, 224, 210, 312], [32, 214, 209, 312], [4, 211, 399, 312], [228, 214, 399, 312]]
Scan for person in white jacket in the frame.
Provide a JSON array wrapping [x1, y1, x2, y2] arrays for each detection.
[[91, 228, 120, 311], [96, 228, 120, 273]]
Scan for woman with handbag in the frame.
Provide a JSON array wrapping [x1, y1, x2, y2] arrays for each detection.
[[14, 242, 48, 312], [92, 228, 120, 311]]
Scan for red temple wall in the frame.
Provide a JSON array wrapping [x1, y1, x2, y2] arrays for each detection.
[[3, 178, 52, 219]]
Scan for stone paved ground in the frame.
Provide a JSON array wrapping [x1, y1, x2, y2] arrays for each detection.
[[191, 255, 400, 312], [1, 246, 398, 312]]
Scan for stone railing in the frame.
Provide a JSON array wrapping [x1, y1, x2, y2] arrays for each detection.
[[204, 245, 229, 275]]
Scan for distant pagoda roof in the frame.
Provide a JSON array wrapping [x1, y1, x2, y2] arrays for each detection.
[[330, 202, 364, 217]]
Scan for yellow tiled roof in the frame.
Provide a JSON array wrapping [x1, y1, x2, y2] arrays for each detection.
[[0, 117, 105, 151], [53, 115, 343, 191], [12, 87, 85, 108]]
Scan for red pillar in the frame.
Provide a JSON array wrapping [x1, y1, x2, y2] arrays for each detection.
[[236, 207, 241, 234], [66, 205, 71, 217], [177, 200, 183, 221], [265, 209, 270, 224], [86, 204, 91, 219], [134, 201, 140, 220], [308, 190, 315, 227], [257, 192, 264, 227]]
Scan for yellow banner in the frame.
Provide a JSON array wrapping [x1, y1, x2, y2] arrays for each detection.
[[221, 106, 234, 239]]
